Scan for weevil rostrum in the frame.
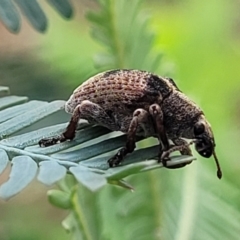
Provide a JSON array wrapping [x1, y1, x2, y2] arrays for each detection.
[[39, 69, 222, 179]]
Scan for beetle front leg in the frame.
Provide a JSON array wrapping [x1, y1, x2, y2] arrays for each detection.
[[108, 109, 149, 167], [173, 138, 192, 156], [161, 138, 193, 169], [39, 100, 116, 147]]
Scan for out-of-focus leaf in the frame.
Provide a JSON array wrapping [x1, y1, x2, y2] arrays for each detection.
[[0, 86, 10, 97], [87, 0, 164, 73], [38, 161, 67, 185], [62, 212, 84, 238], [0, 149, 9, 175], [0, 0, 75, 33], [0, 155, 37, 200], [47, 0, 73, 19], [14, 0, 47, 32], [48, 189, 72, 209], [108, 179, 134, 191], [0, 95, 28, 110], [0, 0, 20, 32]]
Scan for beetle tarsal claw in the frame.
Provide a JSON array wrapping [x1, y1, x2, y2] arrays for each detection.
[[39, 135, 66, 147]]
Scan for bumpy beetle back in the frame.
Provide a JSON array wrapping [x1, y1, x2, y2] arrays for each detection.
[[65, 69, 174, 114]]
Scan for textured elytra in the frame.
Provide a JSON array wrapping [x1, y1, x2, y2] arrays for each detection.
[[65, 70, 151, 114]]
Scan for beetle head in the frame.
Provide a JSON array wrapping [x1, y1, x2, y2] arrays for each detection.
[[193, 120, 214, 158], [193, 119, 222, 179]]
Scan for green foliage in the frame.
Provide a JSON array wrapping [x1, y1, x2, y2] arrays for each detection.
[[57, 1, 239, 240], [1, 0, 240, 240], [0, 87, 193, 200], [0, 0, 73, 33], [87, 0, 163, 72]]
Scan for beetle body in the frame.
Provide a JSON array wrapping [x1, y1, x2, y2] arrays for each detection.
[[66, 70, 200, 138], [39, 69, 222, 178]]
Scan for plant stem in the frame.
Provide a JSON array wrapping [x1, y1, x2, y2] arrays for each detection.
[[148, 171, 162, 238], [175, 163, 198, 240], [71, 186, 94, 240]]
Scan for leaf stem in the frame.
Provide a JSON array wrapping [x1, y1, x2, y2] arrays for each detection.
[[148, 171, 162, 238], [174, 163, 198, 240], [71, 186, 94, 240]]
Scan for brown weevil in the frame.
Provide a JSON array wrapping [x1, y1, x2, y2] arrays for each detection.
[[39, 69, 222, 179]]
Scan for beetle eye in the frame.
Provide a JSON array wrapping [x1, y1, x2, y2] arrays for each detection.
[[194, 122, 205, 135]]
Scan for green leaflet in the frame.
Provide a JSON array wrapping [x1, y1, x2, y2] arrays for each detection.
[[38, 161, 67, 186], [0, 0, 73, 33], [0, 92, 195, 199], [14, 0, 48, 32], [0, 155, 37, 200], [47, 0, 73, 19], [0, 0, 20, 32]]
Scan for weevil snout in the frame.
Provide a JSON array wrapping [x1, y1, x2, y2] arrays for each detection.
[[193, 119, 222, 179]]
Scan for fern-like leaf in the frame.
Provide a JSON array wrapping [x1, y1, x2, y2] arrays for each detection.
[[87, 0, 163, 72], [0, 0, 73, 33], [0, 88, 194, 200]]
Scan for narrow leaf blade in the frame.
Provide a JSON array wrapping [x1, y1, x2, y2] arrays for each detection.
[[26, 125, 110, 154], [0, 122, 68, 149], [0, 100, 47, 124], [52, 134, 140, 162], [0, 100, 65, 138]]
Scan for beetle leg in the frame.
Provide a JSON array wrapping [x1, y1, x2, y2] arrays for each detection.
[[172, 138, 192, 156], [149, 103, 171, 167], [39, 100, 116, 147], [108, 109, 149, 167], [161, 138, 193, 169]]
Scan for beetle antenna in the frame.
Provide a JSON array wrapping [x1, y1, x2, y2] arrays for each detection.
[[213, 150, 222, 179]]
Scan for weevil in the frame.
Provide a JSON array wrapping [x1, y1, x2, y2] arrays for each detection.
[[39, 69, 222, 179]]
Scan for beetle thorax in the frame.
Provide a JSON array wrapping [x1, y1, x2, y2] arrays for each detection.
[[162, 91, 203, 139]]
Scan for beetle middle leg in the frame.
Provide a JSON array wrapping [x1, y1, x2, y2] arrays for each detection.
[[39, 100, 116, 147], [148, 103, 186, 168], [149, 104, 193, 168], [149, 104, 171, 165], [108, 108, 150, 167]]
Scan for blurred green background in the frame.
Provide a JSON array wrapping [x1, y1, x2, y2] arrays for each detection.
[[0, 0, 240, 239]]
